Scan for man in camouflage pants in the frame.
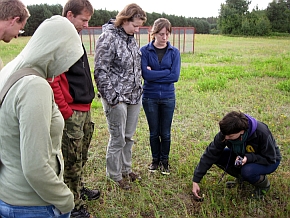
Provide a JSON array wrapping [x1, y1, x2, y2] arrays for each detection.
[[49, 0, 99, 217]]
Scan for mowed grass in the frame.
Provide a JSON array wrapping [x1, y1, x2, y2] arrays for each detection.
[[1, 34, 290, 218]]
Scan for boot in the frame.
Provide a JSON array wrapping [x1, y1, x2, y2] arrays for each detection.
[[80, 186, 101, 201], [226, 175, 243, 189], [71, 205, 96, 218], [251, 175, 270, 199]]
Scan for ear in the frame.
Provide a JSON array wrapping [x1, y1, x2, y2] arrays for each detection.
[[66, 11, 74, 21], [11, 16, 21, 25]]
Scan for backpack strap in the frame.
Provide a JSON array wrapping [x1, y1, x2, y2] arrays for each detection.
[[0, 68, 42, 107]]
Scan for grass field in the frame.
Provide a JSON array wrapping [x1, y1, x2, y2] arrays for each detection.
[[1, 34, 290, 217]]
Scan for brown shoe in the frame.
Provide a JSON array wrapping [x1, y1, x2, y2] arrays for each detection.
[[116, 179, 131, 190], [128, 172, 142, 182], [122, 172, 142, 182]]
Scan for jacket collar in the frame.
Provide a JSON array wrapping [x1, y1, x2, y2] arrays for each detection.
[[148, 40, 173, 51]]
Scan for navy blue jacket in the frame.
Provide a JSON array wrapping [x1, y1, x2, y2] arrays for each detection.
[[140, 41, 181, 99]]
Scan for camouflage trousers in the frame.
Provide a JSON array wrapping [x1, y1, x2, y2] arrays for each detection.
[[62, 110, 94, 210]]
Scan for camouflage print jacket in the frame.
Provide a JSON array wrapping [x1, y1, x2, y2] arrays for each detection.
[[94, 23, 143, 105]]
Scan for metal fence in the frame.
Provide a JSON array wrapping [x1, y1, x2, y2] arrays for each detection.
[[80, 26, 195, 55]]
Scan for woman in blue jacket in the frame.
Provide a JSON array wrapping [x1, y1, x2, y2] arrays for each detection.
[[141, 18, 181, 175]]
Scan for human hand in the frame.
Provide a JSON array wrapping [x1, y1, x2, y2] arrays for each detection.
[[147, 66, 151, 70], [241, 156, 247, 165], [192, 182, 203, 201]]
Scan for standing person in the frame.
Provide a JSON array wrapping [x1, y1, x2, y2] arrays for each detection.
[[0, 0, 29, 43], [94, 3, 147, 190], [192, 111, 281, 200], [0, 15, 83, 218], [141, 18, 181, 175], [49, 0, 98, 217], [0, 0, 30, 70]]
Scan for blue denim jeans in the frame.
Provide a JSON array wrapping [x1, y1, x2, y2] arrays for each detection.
[[0, 200, 70, 218], [142, 97, 176, 161], [215, 148, 280, 184]]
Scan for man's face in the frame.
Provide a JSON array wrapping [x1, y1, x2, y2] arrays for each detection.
[[66, 10, 91, 33], [2, 17, 27, 43], [122, 18, 144, 35]]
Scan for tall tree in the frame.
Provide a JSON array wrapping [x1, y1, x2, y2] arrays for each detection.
[[266, 0, 290, 33], [218, 0, 251, 34], [241, 9, 271, 35]]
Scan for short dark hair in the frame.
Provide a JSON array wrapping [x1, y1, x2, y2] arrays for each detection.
[[219, 111, 248, 135], [62, 0, 94, 17], [0, 0, 30, 22]]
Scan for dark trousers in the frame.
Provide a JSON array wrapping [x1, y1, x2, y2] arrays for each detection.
[[142, 97, 175, 161], [216, 148, 280, 184]]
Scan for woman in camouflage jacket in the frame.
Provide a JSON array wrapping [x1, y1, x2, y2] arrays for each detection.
[[94, 3, 147, 190]]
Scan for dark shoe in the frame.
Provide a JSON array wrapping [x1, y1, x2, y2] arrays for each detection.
[[160, 160, 170, 175], [71, 205, 95, 218], [116, 179, 131, 190], [81, 187, 100, 201], [251, 175, 270, 199], [148, 159, 160, 172], [226, 177, 243, 189], [251, 185, 270, 199]]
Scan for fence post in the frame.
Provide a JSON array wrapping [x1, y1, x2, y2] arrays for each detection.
[[81, 26, 195, 54]]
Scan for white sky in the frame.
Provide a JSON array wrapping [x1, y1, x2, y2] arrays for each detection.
[[22, 0, 273, 18]]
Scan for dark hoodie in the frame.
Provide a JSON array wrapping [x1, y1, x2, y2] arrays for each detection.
[[192, 113, 282, 183]]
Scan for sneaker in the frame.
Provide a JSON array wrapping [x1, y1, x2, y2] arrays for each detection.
[[148, 159, 160, 172], [160, 160, 170, 175], [71, 205, 95, 218], [80, 187, 100, 201], [116, 179, 131, 190]]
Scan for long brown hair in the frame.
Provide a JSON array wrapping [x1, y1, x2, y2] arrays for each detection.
[[114, 3, 147, 27], [150, 18, 172, 41]]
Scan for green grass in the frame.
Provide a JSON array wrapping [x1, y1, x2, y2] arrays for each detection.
[[1, 34, 290, 217]]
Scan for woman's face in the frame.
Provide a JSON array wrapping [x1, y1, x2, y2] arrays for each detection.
[[224, 130, 245, 140], [154, 27, 170, 47], [122, 18, 143, 35]]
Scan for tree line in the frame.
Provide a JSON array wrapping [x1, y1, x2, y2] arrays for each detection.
[[219, 0, 290, 36], [23, 3, 216, 36], [24, 1, 290, 37]]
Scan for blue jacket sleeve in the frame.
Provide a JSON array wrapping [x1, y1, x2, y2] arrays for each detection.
[[153, 49, 181, 83], [141, 46, 181, 83]]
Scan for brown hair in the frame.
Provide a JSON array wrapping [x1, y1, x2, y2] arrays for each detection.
[[219, 111, 248, 135], [114, 3, 147, 27], [150, 18, 172, 41], [62, 0, 94, 17], [0, 0, 30, 22]]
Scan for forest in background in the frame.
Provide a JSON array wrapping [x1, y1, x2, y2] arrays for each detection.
[[23, 0, 290, 36]]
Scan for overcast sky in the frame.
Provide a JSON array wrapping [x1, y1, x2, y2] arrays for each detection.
[[22, 0, 273, 18]]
